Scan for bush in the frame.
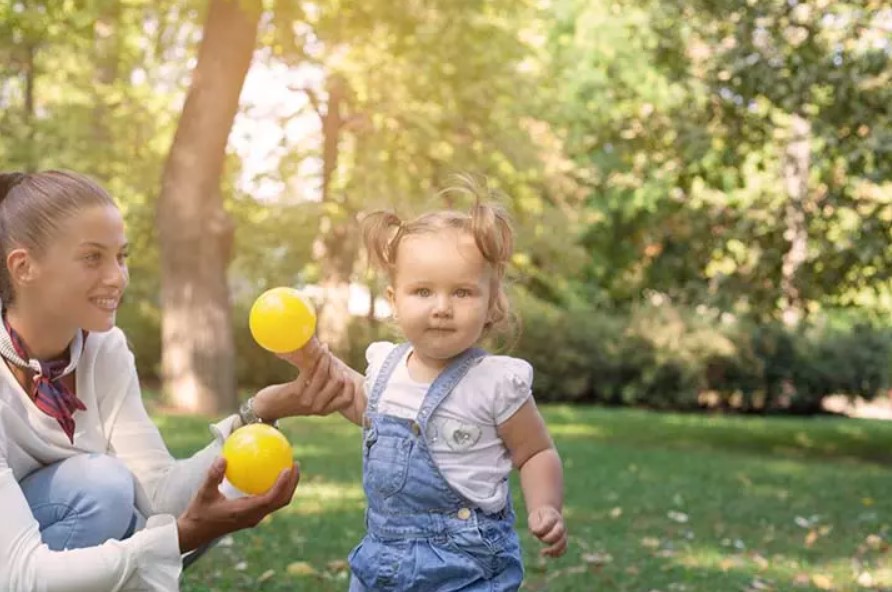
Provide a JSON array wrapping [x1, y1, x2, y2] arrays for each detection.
[[120, 288, 892, 414]]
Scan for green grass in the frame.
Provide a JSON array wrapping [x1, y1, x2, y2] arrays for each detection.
[[153, 406, 892, 591]]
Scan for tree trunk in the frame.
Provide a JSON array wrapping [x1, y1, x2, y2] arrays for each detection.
[[780, 113, 811, 327], [311, 75, 357, 354], [23, 44, 37, 172], [157, 0, 260, 414], [91, 4, 120, 178]]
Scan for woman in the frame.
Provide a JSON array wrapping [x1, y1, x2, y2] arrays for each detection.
[[0, 170, 354, 591]]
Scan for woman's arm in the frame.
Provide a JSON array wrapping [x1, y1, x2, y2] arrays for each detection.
[[100, 337, 299, 551], [105, 367, 223, 517], [497, 399, 567, 557]]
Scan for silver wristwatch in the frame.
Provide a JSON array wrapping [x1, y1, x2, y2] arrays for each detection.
[[238, 396, 278, 428]]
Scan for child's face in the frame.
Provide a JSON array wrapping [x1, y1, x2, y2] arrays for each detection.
[[18, 204, 129, 333], [388, 229, 492, 367]]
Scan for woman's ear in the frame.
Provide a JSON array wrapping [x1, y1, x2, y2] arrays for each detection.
[[7, 248, 38, 289]]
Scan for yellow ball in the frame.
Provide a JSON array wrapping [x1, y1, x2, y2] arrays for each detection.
[[222, 423, 293, 495], [249, 287, 316, 353]]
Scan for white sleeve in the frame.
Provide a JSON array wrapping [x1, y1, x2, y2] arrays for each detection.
[[105, 366, 237, 518], [490, 357, 534, 425], [0, 425, 182, 592], [99, 330, 239, 518]]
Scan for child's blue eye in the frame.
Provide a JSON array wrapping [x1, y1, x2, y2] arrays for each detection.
[[415, 288, 432, 297], [455, 289, 472, 298]]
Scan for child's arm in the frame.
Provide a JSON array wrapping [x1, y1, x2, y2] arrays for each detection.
[[498, 399, 567, 557], [276, 344, 368, 426], [327, 353, 368, 426]]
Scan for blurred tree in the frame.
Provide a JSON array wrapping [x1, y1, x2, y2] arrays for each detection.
[[239, 0, 584, 354], [546, 0, 892, 320], [157, 0, 261, 414]]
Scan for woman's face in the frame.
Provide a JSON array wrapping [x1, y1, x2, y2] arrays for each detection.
[[21, 204, 129, 333]]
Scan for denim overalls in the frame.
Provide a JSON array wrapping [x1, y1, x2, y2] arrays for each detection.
[[348, 344, 524, 591]]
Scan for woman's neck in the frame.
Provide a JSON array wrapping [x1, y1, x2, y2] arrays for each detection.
[[4, 304, 75, 361]]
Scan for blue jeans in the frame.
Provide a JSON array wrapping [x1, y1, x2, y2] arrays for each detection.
[[20, 454, 142, 551]]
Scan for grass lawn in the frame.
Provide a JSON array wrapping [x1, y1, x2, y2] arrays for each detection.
[[153, 406, 892, 591]]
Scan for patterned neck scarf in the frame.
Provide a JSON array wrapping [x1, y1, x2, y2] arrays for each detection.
[[0, 306, 86, 444]]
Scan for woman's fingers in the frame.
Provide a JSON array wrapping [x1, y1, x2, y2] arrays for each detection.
[[196, 457, 227, 503]]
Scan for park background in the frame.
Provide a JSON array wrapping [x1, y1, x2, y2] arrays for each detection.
[[2, 0, 891, 590]]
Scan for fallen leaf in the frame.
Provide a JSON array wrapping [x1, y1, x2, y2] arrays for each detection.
[[609, 507, 623, 519], [641, 537, 661, 549], [746, 577, 774, 591], [257, 569, 275, 583], [582, 552, 613, 565], [811, 574, 833, 590], [865, 534, 884, 550], [217, 535, 234, 547], [792, 573, 811, 587], [287, 562, 318, 576], [327, 560, 349, 573], [805, 530, 819, 547], [857, 571, 874, 587], [667, 511, 689, 524], [862, 497, 875, 507], [751, 553, 769, 569]]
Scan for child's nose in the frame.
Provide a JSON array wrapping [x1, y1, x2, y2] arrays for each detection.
[[433, 295, 452, 316]]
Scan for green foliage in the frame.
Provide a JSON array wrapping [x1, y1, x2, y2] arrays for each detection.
[[546, 0, 892, 317], [511, 293, 892, 412], [3, 0, 891, 411]]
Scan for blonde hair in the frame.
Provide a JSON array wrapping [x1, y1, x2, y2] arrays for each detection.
[[0, 170, 116, 305], [362, 176, 516, 337]]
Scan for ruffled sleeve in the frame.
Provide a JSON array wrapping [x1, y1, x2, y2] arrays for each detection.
[[487, 356, 534, 424], [363, 341, 398, 398]]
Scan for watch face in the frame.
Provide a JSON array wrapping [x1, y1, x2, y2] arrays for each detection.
[[239, 399, 256, 423]]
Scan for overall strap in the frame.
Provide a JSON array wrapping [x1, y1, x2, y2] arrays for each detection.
[[415, 347, 486, 429], [366, 343, 411, 414]]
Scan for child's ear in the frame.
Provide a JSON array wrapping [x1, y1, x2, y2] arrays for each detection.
[[386, 286, 397, 320]]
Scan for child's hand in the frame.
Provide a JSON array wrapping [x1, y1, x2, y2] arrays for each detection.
[[528, 506, 567, 557]]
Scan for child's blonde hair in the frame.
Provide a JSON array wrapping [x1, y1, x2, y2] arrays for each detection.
[[362, 176, 515, 336]]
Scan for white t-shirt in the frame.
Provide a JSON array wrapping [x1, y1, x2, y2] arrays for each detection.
[[364, 342, 532, 514], [0, 326, 240, 592]]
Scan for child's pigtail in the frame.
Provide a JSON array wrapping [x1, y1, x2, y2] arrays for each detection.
[[361, 210, 403, 276]]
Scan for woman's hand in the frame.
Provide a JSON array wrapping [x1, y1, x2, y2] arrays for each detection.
[[251, 345, 356, 420], [176, 457, 299, 553]]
